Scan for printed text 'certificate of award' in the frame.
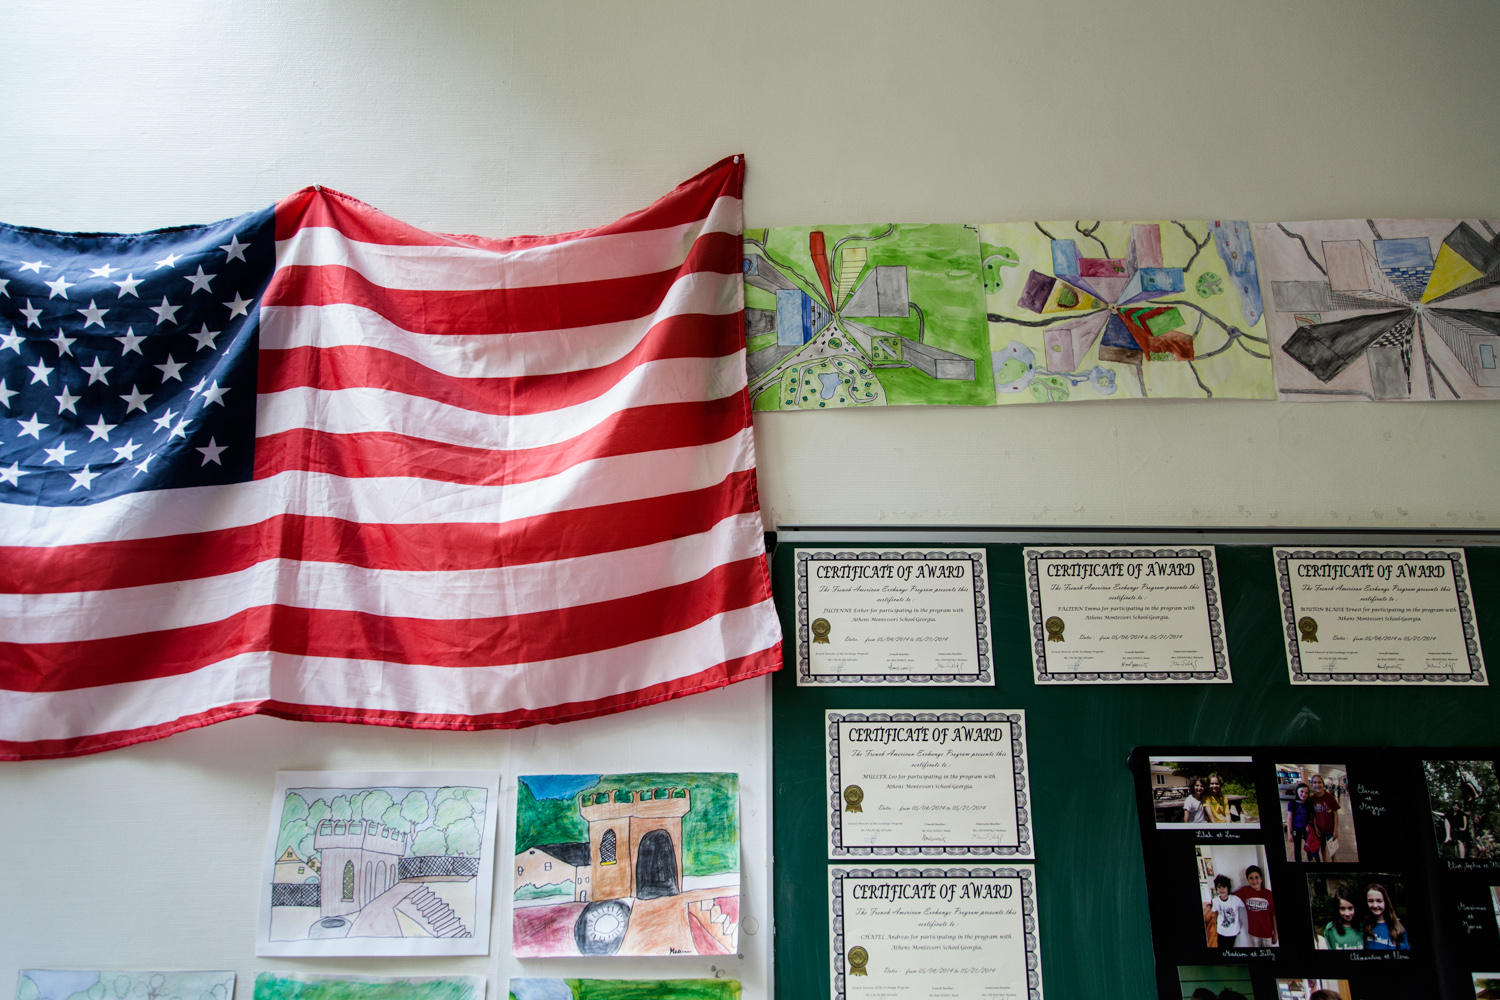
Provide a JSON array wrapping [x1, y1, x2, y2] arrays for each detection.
[[1023, 547, 1230, 684], [1275, 547, 1487, 685], [796, 549, 990, 686], [830, 866, 1043, 1000], [826, 711, 1033, 859]]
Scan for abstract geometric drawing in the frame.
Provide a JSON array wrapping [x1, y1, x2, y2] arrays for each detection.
[[742, 225, 992, 409], [981, 221, 1276, 402], [1254, 219, 1500, 400]]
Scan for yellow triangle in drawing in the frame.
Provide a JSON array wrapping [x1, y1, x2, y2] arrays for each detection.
[[1422, 243, 1485, 302], [1041, 278, 1097, 314]]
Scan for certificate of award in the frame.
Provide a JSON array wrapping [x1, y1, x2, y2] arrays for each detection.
[[830, 866, 1043, 1000], [826, 711, 1033, 859], [1023, 547, 1230, 684], [1275, 547, 1487, 685], [795, 548, 991, 686]]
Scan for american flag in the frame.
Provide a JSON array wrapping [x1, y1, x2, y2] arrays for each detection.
[[0, 156, 781, 760]]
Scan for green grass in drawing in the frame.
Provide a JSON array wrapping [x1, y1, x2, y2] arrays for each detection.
[[254, 974, 483, 1000], [510, 980, 740, 1000], [743, 224, 991, 408]]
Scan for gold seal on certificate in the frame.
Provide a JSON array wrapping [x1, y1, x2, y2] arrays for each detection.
[[826, 710, 1033, 859], [796, 548, 991, 686], [1275, 547, 1487, 685], [829, 866, 1043, 1000], [1024, 547, 1231, 683]]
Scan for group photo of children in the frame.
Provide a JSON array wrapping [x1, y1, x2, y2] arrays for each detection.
[[1152, 758, 1262, 830], [1425, 759, 1499, 861], [1307, 874, 1411, 951], [1195, 845, 1276, 948], [1276, 762, 1358, 863], [1275, 979, 1351, 1000]]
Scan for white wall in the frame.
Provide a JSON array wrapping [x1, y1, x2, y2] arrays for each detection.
[[3, 1, 1498, 996]]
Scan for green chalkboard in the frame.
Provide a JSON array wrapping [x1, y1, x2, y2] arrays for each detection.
[[769, 528, 1500, 1000]]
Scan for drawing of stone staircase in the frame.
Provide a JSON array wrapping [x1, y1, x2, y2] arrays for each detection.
[[687, 894, 738, 954], [396, 885, 472, 938]]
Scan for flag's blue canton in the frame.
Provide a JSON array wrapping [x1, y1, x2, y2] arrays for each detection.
[[0, 205, 275, 506]]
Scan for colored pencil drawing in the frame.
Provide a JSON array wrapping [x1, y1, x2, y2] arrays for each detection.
[[509, 981, 739, 1000], [513, 772, 740, 957], [253, 975, 483, 1000], [981, 221, 1275, 401], [742, 225, 992, 409], [18, 973, 233, 1000], [1254, 219, 1500, 400], [257, 770, 499, 956]]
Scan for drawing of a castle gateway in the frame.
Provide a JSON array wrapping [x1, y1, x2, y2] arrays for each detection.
[[582, 786, 689, 901]]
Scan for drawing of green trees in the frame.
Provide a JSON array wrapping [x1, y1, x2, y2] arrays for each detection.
[[253, 975, 478, 1000], [277, 785, 486, 865]]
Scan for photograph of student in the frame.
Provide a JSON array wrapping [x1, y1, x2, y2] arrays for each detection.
[[1475, 973, 1500, 999], [1275, 980, 1351, 1000], [1234, 865, 1276, 946], [1152, 758, 1261, 829], [1206, 875, 1247, 947], [1317, 886, 1363, 950], [1426, 759, 1499, 860], [1492, 885, 1500, 934], [1362, 881, 1409, 950], [1277, 763, 1358, 862], [1177, 965, 1252, 1000]]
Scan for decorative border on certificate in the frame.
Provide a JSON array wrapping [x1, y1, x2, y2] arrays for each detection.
[[795, 548, 992, 685], [827, 711, 1032, 858], [1275, 547, 1487, 685], [1023, 547, 1229, 683], [829, 866, 1043, 1000]]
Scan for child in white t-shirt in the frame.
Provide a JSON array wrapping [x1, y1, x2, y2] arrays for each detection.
[[1204, 874, 1247, 947]]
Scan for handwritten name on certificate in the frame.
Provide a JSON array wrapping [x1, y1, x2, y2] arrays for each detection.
[[1023, 547, 1230, 684], [830, 867, 1043, 1000], [826, 711, 1033, 859], [796, 549, 990, 686], [1275, 547, 1487, 685]]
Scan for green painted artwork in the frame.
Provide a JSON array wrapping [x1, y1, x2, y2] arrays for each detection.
[[510, 981, 739, 1000], [743, 224, 992, 408], [513, 772, 741, 957], [19, 973, 234, 1000], [981, 220, 1276, 401], [253, 974, 484, 1000]]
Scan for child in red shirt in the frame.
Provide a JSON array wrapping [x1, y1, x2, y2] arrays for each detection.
[[1233, 866, 1277, 946]]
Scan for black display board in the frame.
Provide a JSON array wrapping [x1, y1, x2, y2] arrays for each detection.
[[768, 528, 1500, 1000]]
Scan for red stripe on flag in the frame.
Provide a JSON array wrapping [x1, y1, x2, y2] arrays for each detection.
[[2, 470, 762, 594], [256, 311, 744, 412], [3, 557, 771, 692]]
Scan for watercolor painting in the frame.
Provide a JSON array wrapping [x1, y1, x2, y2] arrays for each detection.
[[254, 975, 483, 1000], [742, 225, 993, 409], [1254, 219, 1500, 400], [981, 221, 1275, 402], [509, 982, 738, 1000], [17, 973, 233, 1000], [513, 772, 740, 957], [257, 770, 500, 956]]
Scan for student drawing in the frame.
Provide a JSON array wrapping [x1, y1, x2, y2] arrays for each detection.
[[509, 980, 740, 1000], [512, 771, 740, 957], [253, 975, 484, 1000], [17, 973, 234, 1000], [257, 770, 500, 956]]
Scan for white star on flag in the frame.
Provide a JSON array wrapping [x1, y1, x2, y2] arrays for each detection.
[[81, 357, 113, 385], [151, 408, 179, 432], [0, 277, 9, 297], [150, 296, 182, 326], [19, 300, 43, 327], [1, 328, 23, 353], [113, 273, 143, 297], [19, 260, 47, 273], [168, 415, 192, 440], [85, 416, 117, 442], [55, 386, 80, 414], [43, 441, 76, 465], [155, 355, 185, 381], [133, 452, 155, 476], [0, 462, 26, 487], [116, 328, 146, 355], [16, 414, 47, 439], [196, 437, 227, 465], [218, 234, 249, 261], [189, 323, 221, 351], [201, 380, 230, 407], [121, 386, 151, 413], [50, 329, 75, 356], [0, 381, 14, 407], [184, 266, 216, 294], [43, 274, 75, 299], [89, 263, 118, 279], [188, 377, 207, 396], [223, 292, 252, 318], [77, 299, 109, 328], [69, 465, 100, 491], [112, 438, 142, 461], [27, 360, 53, 385], [153, 252, 183, 270]]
